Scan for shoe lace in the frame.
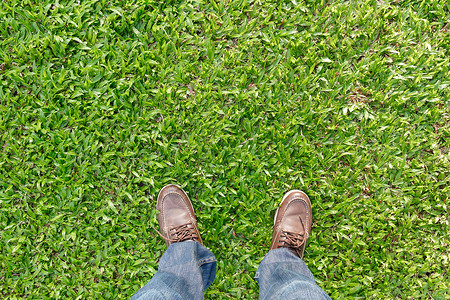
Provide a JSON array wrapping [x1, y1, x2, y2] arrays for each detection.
[[277, 217, 309, 250], [155, 223, 199, 243]]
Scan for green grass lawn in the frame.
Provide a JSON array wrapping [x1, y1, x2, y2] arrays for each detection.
[[1, 0, 449, 298]]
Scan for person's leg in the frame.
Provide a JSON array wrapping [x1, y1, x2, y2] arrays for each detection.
[[256, 190, 330, 300], [255, 248, 330, 300], [132, 241, 216, 300], [132, 185, 217, 300]]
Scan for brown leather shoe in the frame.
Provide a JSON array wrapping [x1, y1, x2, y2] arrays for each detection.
[[270, 190, 312, 258], [156, 184, 203, 247]]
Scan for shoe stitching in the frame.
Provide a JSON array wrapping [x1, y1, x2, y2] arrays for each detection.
[[161, 191, 195, 234], [278, 198, 310, 231]]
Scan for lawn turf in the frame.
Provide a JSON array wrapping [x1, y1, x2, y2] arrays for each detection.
[[0, 0, 449, 298]]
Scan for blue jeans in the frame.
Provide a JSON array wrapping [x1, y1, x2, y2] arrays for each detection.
[[132, 241, 331, 300]]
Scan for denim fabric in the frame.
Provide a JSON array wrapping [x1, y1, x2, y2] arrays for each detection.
[[132, 243, 330, 300], [131, 241, 216, 300], [255, 248, 331, 300]]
